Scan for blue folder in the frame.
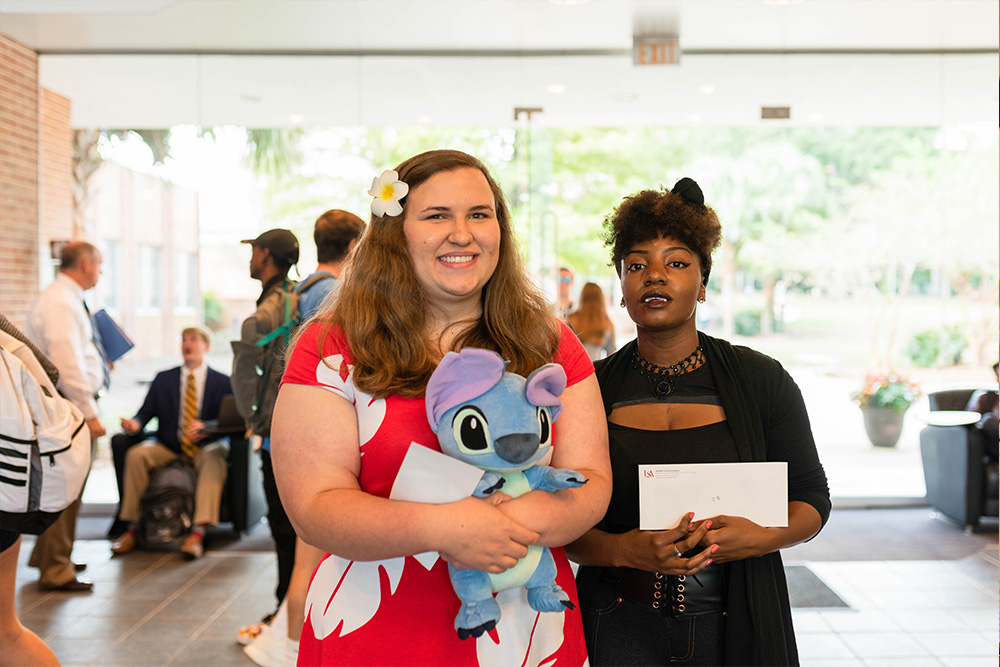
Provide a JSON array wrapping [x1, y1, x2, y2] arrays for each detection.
[[92, 309, 135, 362]]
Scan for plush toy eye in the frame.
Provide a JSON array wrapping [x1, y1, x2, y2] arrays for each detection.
[[452, 406, 491, 454], [537, 407, 551, 448]]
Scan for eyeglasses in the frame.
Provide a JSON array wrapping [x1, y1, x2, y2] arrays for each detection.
[[557, 276, 572, 284]]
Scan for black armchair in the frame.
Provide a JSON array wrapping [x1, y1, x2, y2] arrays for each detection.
[[919, 389, 999, 531], [219, 432, 267, 534]]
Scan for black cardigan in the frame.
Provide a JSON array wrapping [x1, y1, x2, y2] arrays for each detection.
[[593, 333, 831, 666]]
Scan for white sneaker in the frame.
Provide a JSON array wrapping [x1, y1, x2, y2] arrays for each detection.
[[244, 622, 286, 667], [238, 615, 272, 646]]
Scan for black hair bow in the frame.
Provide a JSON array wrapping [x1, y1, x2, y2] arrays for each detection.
[[671, 177, 705, 206]]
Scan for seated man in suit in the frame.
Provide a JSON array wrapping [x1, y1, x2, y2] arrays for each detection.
[[110, 326, 232, 559]]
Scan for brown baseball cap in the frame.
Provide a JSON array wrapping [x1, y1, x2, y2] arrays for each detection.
[[241, 228, 300, 266]]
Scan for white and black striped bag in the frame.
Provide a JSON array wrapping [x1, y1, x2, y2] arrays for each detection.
[[0, 331, 91, 535]]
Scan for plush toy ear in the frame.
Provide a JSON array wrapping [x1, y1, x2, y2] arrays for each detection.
[[425, 348, 506, 431], [525, 363, 567, 422]]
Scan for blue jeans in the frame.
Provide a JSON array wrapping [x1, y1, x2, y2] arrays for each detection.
[[580, 574, 725, 666]]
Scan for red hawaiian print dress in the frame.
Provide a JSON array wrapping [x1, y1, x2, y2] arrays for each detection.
[[280, 321, 594, 667]]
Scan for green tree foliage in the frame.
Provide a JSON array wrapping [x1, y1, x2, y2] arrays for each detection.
[[688, 140, 830, 334]]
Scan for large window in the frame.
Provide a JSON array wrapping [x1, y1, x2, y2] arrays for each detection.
[[138, 245, 162, 310], [174, 251, 198, 310], [98, 239, 120, 309]]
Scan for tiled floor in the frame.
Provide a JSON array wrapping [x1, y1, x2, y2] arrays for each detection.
[[12, 514, 999, 667], [788, 556, 999, 667]]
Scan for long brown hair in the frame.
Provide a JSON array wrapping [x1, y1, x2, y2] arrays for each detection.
[[316, 150, 557, 398], [567, 282, 614, 346]]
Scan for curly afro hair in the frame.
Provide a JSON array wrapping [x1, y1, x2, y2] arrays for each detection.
[[601, 185, 723, 286]]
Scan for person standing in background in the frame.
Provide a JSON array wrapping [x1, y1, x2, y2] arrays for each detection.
[[242, 211, 366, 667], [557, 266, 576, 322], [295, 209, 366, 322], [25, 241, 109, 592], [568, 282, 618, 361], [230, 229, 301, 658]]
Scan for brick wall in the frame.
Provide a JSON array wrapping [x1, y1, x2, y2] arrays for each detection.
[[40, 88, 74, 280], [0, 34, 39, 328], [0, 34, 75, 329]]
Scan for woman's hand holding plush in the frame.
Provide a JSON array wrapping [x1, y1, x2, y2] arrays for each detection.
[[436, 496, 540, 573]]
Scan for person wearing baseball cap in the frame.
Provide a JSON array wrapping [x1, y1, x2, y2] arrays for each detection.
[[231, 227, 301, 653], [241, 229, 300, 275]]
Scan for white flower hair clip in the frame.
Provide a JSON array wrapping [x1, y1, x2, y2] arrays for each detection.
[[367, 169, 409, 217]]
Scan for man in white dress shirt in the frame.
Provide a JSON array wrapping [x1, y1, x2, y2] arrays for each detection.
[[25, 241, 108, 591]]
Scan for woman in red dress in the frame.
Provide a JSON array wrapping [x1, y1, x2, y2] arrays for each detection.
[[273, 149, 611, 666]]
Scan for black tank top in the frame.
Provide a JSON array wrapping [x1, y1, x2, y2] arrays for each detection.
[[601, 361, 740, 534]]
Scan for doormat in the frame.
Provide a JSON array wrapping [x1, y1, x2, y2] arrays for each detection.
[[784, 564, 851, 609]]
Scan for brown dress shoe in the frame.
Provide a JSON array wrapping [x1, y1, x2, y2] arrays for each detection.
[[180, 532, 204, 560], [111, 530, 137, 554], [42, 578, 94, 592]]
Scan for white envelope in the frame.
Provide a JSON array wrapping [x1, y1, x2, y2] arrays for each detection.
[[388, 442, 484, 504], [388, 443, 487, 567], [638, 462, 788, 530]]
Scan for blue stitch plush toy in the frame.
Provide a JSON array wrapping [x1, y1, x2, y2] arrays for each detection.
[[425, 347, 587, 640]]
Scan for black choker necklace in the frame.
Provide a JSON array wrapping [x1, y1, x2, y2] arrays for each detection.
[[632, 346, 705, 399]]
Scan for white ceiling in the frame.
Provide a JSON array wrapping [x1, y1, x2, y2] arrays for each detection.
[[1, 0, 997, 128]]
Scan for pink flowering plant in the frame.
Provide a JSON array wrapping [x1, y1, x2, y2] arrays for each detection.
[[851, 372, 920, 412]]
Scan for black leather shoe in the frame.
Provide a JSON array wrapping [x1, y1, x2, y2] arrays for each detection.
[[43, 578, 94, 592], [74, 563, 87, 573]]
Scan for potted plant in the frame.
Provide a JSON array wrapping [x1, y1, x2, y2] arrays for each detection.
[[851, 372, 920, 447]]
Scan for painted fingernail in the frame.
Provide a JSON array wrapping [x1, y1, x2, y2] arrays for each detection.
[[688, 512, 695, 519], [711, 545, 719, 553], [706, 520, 713, 529], [706, 559, 713, 565]]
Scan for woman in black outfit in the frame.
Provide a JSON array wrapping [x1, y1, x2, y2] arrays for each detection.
[[567, 179, 830, 666]]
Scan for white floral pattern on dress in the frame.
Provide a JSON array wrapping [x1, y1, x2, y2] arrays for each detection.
[[306, 555, 405, 638], [313, 355, 386, 446], [476, 587, 570, 667]]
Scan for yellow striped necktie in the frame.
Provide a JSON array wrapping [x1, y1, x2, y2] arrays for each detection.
[[180, 372, 198, 458]]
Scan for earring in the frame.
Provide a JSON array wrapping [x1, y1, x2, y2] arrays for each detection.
[[698, 296, 706, 303], [620, 297, 626, 308]]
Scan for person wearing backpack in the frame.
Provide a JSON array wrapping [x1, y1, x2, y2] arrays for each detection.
[[230, 228, 301, 659], [241, 211, 365, 667], [295, 209, 366, 324], [110, 326, 232, 559]]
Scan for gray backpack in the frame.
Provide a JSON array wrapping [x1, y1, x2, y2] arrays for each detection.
[[231, 273, 334, 437], [139, 459, 196, 551]]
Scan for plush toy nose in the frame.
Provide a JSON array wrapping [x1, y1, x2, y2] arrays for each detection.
[[494, 433, 537, 464]]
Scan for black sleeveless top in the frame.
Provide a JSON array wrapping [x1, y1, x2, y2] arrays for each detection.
[[601, 361, 739, 534]]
